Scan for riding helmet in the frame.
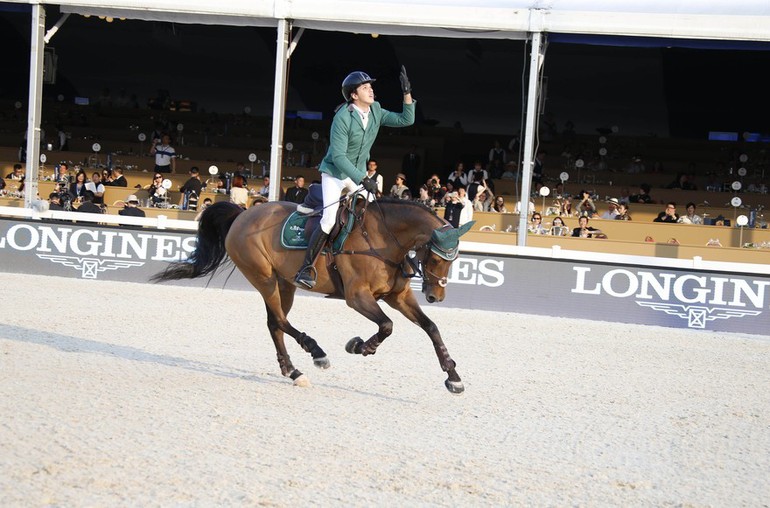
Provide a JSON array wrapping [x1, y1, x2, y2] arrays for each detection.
[[341, 71, 376, 102]]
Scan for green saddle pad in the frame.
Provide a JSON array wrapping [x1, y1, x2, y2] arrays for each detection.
[[280, 211, 354, 251]]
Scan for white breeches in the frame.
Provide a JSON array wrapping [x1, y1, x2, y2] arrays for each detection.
[[320, 173, 363, 234]]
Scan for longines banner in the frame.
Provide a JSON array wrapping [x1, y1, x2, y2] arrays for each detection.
[[2, 218, 769, 335]]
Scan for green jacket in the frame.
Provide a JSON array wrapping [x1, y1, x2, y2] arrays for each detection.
[[319, 101, 415, 183]]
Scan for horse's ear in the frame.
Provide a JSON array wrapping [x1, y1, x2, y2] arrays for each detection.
[[456, 220, 476, 236]]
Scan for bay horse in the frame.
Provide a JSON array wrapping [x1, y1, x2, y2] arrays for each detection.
[[152, 197, 474, 393]]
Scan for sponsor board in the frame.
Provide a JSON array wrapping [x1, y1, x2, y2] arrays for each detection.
[[2, 218, 768, 335]]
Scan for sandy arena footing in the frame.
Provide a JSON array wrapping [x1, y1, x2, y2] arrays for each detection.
[[1, 273, 768, 506]]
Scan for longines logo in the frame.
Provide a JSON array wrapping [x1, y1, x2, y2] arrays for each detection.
[[572, 266, 768, 328], [0, 223, 196, 279]]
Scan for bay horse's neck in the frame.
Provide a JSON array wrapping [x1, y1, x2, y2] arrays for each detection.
[[372, 201, 443, 253]]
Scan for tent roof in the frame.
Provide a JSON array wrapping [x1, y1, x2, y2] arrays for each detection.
[[6, 0, 770, 42]]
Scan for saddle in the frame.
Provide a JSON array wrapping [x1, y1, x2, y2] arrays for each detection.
[[280, 183, 357, 251]]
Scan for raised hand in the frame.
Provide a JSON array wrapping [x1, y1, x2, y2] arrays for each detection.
[[399, 65, 412, 95]]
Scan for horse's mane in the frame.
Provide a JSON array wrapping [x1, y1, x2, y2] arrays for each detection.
[[375, 197, 438, 217]]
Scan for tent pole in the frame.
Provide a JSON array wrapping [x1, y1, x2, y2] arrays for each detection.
[[24, 3, 45, 208], [516, 31, 543, 246], [268, 19, 290, 202]]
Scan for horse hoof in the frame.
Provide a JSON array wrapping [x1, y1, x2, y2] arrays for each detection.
[[345, 337, 363, 355], [444, 379, 465, 394], [293, 374, 312, 387], [314, 356, 331, 369]]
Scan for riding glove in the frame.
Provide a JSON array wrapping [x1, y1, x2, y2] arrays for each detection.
[[399, 65, 412, 95], [361, 177, 379, 194]]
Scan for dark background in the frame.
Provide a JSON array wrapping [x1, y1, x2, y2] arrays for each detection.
[[2, 7, 770, 139]]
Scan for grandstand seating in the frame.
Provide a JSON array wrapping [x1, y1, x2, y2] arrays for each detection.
[[3, 98, 770, 262]]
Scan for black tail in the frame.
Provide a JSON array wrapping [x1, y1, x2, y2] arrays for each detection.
[[151, 202, 245, 282]]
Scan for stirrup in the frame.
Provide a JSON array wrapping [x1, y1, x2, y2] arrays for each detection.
[[294, 265, 318, 289]]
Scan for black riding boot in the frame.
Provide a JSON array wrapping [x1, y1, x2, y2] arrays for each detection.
[[294, 229, 329, 289]]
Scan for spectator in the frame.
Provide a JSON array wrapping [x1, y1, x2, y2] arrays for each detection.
[[119, 195, 146, 217], [467, 161, 488, 187], [194, 197, 214, 221], [500, 162, 517, 180], [150, 133, 176, 173], [550, 216, 568, 236], [57, 163, 70, 185], [57, 124, 69, 151], [414, 184, 435, 209], [447, 162, 468, 188], [85, 172, 105, 205], [75, 191, 102, 214], [679, 202, 703, 224], [365, 159, 384, 198], [48, 192, 64, 210], [654, 202, 679, 223], [101, 168, 112, 185], [492, 195, 508, 213], [257, 176, 270, 198], [616, 203, 632, 221], [473, 186, 494, 212], [629, 183, 653, 204], [389, 173, 409, 199], [467, 172, 486, 202], [457, 187, 473, 226], [147, 173, 167, 206], [600, 198, 620, 220], [230, 175, 249, 208], [108, 167, 128, 187], [426, 174, 444, 202], [68, 170, 88, 201], [488, 139, 507, 166], [285, 175, 309, 204], [7, 163, 24, 180], [576, 190, 596, 217], [528, 212, 547, 234], [179, 167, 203, 208], [443, 192, 463, 228], [572, 215, 604, 238]]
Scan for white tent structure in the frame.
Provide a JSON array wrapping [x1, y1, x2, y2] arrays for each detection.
[[12, 0, 770, 243]]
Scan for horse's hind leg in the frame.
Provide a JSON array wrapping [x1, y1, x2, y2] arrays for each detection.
[[277, 278, 329, 369], [250, 274, 327, 387], [383, 290, 464, 394]]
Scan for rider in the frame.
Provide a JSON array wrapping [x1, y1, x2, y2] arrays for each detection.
[[294, 67, 415, 289]]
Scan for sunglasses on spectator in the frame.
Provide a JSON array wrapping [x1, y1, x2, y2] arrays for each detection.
[[532, 217, 542, 221]]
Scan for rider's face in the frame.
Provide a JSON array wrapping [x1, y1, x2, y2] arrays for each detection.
[[351, 83, 374, 106]]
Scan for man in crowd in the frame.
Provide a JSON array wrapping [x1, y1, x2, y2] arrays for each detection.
[[85, 172, 105, 205], [107, 167, 128, 187], [285, 175, 309, 204], [75, 190, 102, 214], [365, 159, 384, 198], [654, 202, 679, 223], [119, 194, 146, 217]]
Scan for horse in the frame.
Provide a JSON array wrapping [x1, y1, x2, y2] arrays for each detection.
[[152, 197, 474, 393]]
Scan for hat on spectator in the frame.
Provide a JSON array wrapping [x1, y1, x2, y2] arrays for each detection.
[[396, 173, 406, 181], [126, 194, 139, 203], [608, 197, 620, 206]]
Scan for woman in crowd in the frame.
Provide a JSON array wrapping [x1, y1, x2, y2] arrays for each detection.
[[389, 173, 409, 199], [492, 195, 508, 213], [68, 170, 88, 202], [230, 175, 249, 208], [415, 184, 436, 209], [616, 203, 632, 221], [549, 216, 568, 236], [146, 173, 167, 206], [528, 212, 547, 234]]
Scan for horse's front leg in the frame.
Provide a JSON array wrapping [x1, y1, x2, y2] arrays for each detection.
[[383, 289, 464, 394], [344, 290, 393, 357]]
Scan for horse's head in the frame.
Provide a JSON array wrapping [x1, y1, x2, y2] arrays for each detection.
[[419, 221, 475, 303]]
